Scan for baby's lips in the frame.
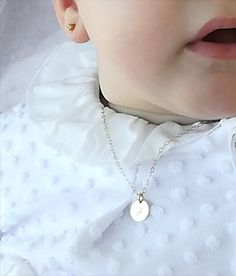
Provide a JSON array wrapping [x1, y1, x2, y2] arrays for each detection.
[[187, 17, 236, 44]]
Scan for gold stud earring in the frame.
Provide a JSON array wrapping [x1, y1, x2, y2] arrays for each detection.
[[67, 23, 76, 31]]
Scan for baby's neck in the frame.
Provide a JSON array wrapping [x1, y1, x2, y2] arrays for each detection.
[[99, 87, 203, 125], [108, 102, 201, 125]]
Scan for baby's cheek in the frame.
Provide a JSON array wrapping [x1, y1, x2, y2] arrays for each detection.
[[104, 37, 169, 87]]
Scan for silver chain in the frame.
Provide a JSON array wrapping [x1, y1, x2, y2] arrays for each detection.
[[100, 104, 215, 198]]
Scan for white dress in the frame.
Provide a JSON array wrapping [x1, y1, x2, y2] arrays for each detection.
[[1, 41, 236, 276]]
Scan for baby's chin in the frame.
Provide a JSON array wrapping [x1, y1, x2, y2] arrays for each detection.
[[177, 72, 236, 120], [188, 110, 235, 121], [180, 100, 236, 121]]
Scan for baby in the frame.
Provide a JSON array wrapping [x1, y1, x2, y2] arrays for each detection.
[[58, 0, 236, 122], [0, 0, 236, 275]]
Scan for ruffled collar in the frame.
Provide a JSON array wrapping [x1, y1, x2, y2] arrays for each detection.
[[26, 41, 228, 170]]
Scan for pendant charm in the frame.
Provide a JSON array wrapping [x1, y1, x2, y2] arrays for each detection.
[[130, 193, 150, 222]]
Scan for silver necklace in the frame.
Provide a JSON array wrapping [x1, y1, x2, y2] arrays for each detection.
[[100, 104, 215, 222]]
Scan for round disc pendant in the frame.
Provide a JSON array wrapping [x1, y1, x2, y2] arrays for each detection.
[[130, 199, 150, 222]]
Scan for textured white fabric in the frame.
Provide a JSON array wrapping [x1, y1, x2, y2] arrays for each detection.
[[0, 41, 236, 276]]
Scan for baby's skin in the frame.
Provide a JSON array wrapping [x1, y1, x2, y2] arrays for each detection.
[[52, 0, 236, 121]]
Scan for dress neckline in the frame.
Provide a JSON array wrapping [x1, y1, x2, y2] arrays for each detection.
[[26, 41, 224, 169]]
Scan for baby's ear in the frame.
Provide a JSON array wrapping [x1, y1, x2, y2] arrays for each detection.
[[51, 0, 90, 43]]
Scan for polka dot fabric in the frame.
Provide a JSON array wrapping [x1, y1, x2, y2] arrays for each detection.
[[1, 101, 236, 276]]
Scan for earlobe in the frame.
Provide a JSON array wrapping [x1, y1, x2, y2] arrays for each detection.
[[52, 0, 90, 43], [65, 7, 90, 43], [52, 0, 78, 29]]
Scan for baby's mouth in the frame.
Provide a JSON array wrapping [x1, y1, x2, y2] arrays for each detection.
[[201, 28, 236, 43], [186, 28, 236, 60]]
